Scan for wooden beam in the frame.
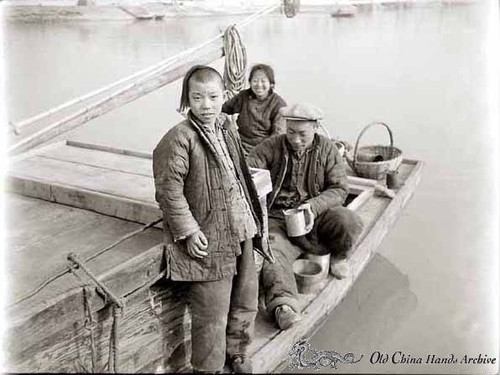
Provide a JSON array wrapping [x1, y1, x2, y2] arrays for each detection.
[[7, 175, 162, 225], [347, 175, 378, 187], [347, 188, 373, 211], [8, 45, 224, 155], [67, 140, 152, 159]]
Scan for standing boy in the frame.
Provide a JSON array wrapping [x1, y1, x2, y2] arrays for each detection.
[[153, 65, 272, 373]]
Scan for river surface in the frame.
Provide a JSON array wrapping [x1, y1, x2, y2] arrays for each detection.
[[4, 2, 499, 373]]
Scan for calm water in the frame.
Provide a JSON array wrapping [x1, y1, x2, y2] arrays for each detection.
[[4, 2, 499, 373]]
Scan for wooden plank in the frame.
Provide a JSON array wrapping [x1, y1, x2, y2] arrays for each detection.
[[347, 175, 378, 187], [10, 156, 157, 203], [8, 45, 224, 155], [39, 143, 153, 177], [7, 243, 164, 347], [8, 140, 67, 164], [5, 194, 162, 302], [67, 140, 152, 159], [7, 285, 190, 373], [347, 188, 373, 211], [8, 175, 161, 225], [349, 183, 370, 195], [8, 145, 274, 224]]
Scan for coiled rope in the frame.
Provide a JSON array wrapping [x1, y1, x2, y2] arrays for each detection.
[[284, 0, 300, 18], [223, 25, 248, 100]]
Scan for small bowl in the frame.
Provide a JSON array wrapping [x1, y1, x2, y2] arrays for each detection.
[[293, 259, 324, 294]]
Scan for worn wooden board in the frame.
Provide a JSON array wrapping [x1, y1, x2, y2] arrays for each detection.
[[7, 141, 273, 225], [4, 147, 422, 373], [5, 194, 163, 305]]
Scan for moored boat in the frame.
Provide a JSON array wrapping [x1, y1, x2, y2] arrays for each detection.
[[5, 140, 423, 372], [4, 4, 424, 372]]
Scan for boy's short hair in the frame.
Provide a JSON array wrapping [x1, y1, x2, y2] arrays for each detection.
[[248, 64, 276, 87], [179, 65, 225, 112]]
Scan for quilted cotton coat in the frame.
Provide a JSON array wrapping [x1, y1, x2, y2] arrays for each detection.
[[153, 113, 269, 281]]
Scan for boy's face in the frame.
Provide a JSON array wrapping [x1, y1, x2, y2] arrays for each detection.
[[188, 78, 224, 125], [250, 69, 271, 100], [286, 120, 317, 152]]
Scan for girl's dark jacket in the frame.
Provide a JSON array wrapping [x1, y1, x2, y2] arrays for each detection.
[[152, 113, 272, 282], [247, 134, 349, 217]]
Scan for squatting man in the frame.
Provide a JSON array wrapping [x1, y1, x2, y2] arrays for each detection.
[[247, 102, 364, 330]]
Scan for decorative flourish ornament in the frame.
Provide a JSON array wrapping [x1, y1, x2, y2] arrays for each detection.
[[288, 339, 363, 370]]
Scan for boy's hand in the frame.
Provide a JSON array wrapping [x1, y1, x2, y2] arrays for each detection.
[[186, 230, 208, 259]]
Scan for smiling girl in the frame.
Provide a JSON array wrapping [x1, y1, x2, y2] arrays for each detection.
[[222, 63, 287, 155]]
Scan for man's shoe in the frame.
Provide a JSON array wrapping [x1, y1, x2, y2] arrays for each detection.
[[229, 355, 252, 374], [330, 258, 350, 279], [275, 305, 301, 330]]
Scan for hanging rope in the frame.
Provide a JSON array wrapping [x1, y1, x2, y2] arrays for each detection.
[[83, 286, 98, 373], [107, 305, 122, 374], [223, 25, 248, 100], [283, 0, 300, 18], [68, 253, 124, 374]]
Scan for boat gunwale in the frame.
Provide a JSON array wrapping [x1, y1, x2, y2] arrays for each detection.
[[249, 158, 424, 372], [5, 158, 423, 373]]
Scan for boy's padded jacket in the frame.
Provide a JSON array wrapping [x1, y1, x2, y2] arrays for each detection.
[[153, 113, 270, 281]]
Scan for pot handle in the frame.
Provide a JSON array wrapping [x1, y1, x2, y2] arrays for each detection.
[[353, 121, 394, 169]]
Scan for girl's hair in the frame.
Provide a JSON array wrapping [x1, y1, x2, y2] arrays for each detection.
[[248, 64, 276, 86], [179, 65, 224, 112]]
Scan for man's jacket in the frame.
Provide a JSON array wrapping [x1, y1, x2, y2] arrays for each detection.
[[153, 113, 270, 281], [247, 134, 349, 217]]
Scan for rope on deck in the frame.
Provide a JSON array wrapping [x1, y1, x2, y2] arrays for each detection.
[[7, 217, 163, 308]]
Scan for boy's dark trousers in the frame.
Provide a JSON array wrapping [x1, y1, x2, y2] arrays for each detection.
[[262, 206, 364, 315], [187, 239, 258, 373]]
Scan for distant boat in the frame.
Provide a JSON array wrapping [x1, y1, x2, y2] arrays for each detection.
[[119, 5, 165, 20], [331, 5, 358, 17]]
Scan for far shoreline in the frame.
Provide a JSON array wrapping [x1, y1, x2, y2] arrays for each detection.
[[2, 0, 475, 22]]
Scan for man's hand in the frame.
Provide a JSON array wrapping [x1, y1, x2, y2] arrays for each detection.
[[298, 203, 315, 234], [186, 230, 208, 259]]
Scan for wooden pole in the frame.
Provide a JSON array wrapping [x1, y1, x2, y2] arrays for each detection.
[[8, 46, 223, 155], [8, 2, 281, 155]]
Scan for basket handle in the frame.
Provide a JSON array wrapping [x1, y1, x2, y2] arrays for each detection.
[[353, 121, 394, 169]]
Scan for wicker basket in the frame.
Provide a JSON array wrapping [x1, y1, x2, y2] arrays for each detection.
[[346, 122, 403, 180]]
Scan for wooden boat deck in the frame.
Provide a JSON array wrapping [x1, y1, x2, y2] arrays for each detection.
[[5, 141, 423, 373]]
